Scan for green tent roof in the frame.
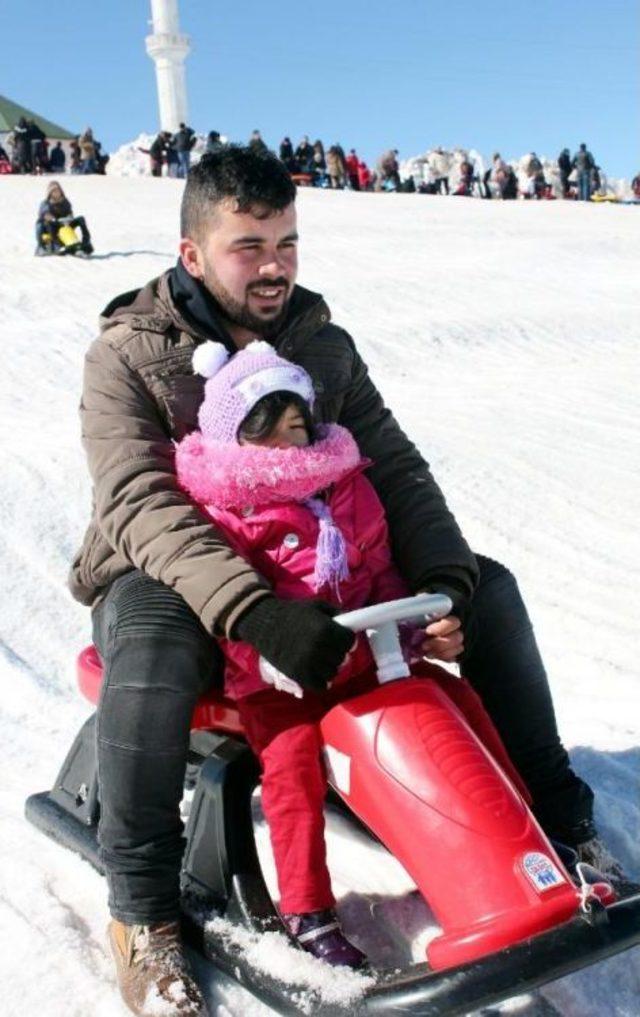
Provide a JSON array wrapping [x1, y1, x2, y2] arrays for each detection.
[[0, 94, 75, 139]]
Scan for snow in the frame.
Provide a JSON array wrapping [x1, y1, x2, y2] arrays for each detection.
[[1, 174, 639, 1017], [204, 915, 375, 1010]]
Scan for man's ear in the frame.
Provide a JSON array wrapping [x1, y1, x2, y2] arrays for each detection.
[[179, 237, 204, 279]]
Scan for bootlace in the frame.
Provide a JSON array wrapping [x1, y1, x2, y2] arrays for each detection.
[[129, 922, 184, 969]]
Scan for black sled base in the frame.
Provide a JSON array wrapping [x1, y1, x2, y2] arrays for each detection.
[[25, 717, 640, 1016]]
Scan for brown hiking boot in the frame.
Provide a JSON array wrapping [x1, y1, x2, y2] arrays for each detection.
[[108, 920, 207, 1016]]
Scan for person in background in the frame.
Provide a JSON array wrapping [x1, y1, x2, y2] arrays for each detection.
[[49, 142, 66, 174], [147, 132, 168, 177], [312, 139, 326, 173], [78, 128, 98, 174], [430, 146, 451, 195], [205, 131, 225, 155], [279, 136, 295, 170], [0, 143, 12, 174], [248, 129, 268, 155], [453, 159, 474, 196], [95, 138, 109, 175], [35, 180, 93, 255], [524, 152, 546, 199], [487, 154, 517, 200], [27, 121, 47, 173], [497, 163, 518, 199], [295, 135, 313, 172], [357, 159, 372, 190], [327, 144, 347, 188], [164, 134, 178, 177], [375, 149, 400, 191], [631, 172, 640, 199], [174, 122, 196, 178], [573, 143, 595, 201], [345, 149, 360, 190], [69, 137, 82, 174], [12, 117, 31, 173], [558, 148, 572, 198]]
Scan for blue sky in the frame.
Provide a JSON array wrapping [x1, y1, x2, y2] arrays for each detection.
[[3, 0, 638, 175]]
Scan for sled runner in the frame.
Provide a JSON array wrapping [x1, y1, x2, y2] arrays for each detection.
[[25, 594, 640, 1015]]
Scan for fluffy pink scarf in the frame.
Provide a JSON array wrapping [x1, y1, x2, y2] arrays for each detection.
[[175, 423, 364, 510]]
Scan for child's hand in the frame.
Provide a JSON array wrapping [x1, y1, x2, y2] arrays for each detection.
[[421, 615, 464, 662]]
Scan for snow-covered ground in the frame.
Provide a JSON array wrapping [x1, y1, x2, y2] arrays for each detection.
[[1, 177, 639, 1017]]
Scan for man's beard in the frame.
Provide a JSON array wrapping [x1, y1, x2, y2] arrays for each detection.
[[202, 263, 292, 339]]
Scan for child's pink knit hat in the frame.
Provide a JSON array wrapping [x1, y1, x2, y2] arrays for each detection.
[[192, 339, 315, 443]]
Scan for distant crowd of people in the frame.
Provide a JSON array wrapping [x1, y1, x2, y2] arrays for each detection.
[[478, 145, 601, 201], [273, 138, 609, 202], [3, 118, 638, 203], [0, 119, 108, 175], [142, 128, 631, 202]]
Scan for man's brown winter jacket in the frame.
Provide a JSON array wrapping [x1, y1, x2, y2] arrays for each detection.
[[69, 271, 477, 637]]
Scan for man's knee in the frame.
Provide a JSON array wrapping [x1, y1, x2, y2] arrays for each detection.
[[94, 570, 216, 695], [474, 555, 525, 615]]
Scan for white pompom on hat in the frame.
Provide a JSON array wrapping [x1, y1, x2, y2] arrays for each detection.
[[192, 338, 315, 443], [192, 340, 230, 379]]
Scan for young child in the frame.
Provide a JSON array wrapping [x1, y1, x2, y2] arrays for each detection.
[[175, 340, 530, 969]]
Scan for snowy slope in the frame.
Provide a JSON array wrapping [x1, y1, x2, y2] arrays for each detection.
[[1, 177, 639, 1017]]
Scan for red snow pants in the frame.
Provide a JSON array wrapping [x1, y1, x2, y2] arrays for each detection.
[[236, 662, 531, 915]]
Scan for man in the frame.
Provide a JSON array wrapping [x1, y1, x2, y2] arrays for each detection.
[[12, 116, 31, 173], [558, 147, 572, 198], [173, 122, 196, 178], [49, 141, 66, 173], [147, 131, 168, 176], [71, 146, 617, 1017], [294, 134, 313, 171], [573, 143, 595, 201]]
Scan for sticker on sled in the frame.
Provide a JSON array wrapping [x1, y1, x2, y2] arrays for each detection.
[[522, 852, 565, 892]]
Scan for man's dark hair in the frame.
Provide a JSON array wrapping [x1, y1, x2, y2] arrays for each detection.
[[238, 392, 315, 444], [181, 145, 296, 239]]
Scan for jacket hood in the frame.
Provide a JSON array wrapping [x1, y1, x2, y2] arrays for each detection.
[[175, 423, 364, 510], [98, 269, 332, 357]]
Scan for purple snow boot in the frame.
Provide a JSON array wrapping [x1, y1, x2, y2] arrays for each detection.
[[282, 909, 368, 969]]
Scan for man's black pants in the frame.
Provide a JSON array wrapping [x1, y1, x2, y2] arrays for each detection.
[[93, 558, 594, 923]]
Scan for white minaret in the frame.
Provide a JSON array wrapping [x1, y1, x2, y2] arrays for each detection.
[[145, 0, 191, 132]]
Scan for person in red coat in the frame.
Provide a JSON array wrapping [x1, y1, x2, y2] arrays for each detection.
[[357, 159, 372, 190], [176, 339, 530, 968], [345, 148, 360, 190]]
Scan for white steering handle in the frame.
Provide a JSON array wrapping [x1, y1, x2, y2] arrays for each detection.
[[334, 592, 452, 632]]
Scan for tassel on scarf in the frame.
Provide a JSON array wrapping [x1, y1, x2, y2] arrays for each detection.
[[304, 496, 350, 599]]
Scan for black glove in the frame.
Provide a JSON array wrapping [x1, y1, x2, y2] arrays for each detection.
[[421, 572, 473, 628], [233, 596, 356, 693]]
